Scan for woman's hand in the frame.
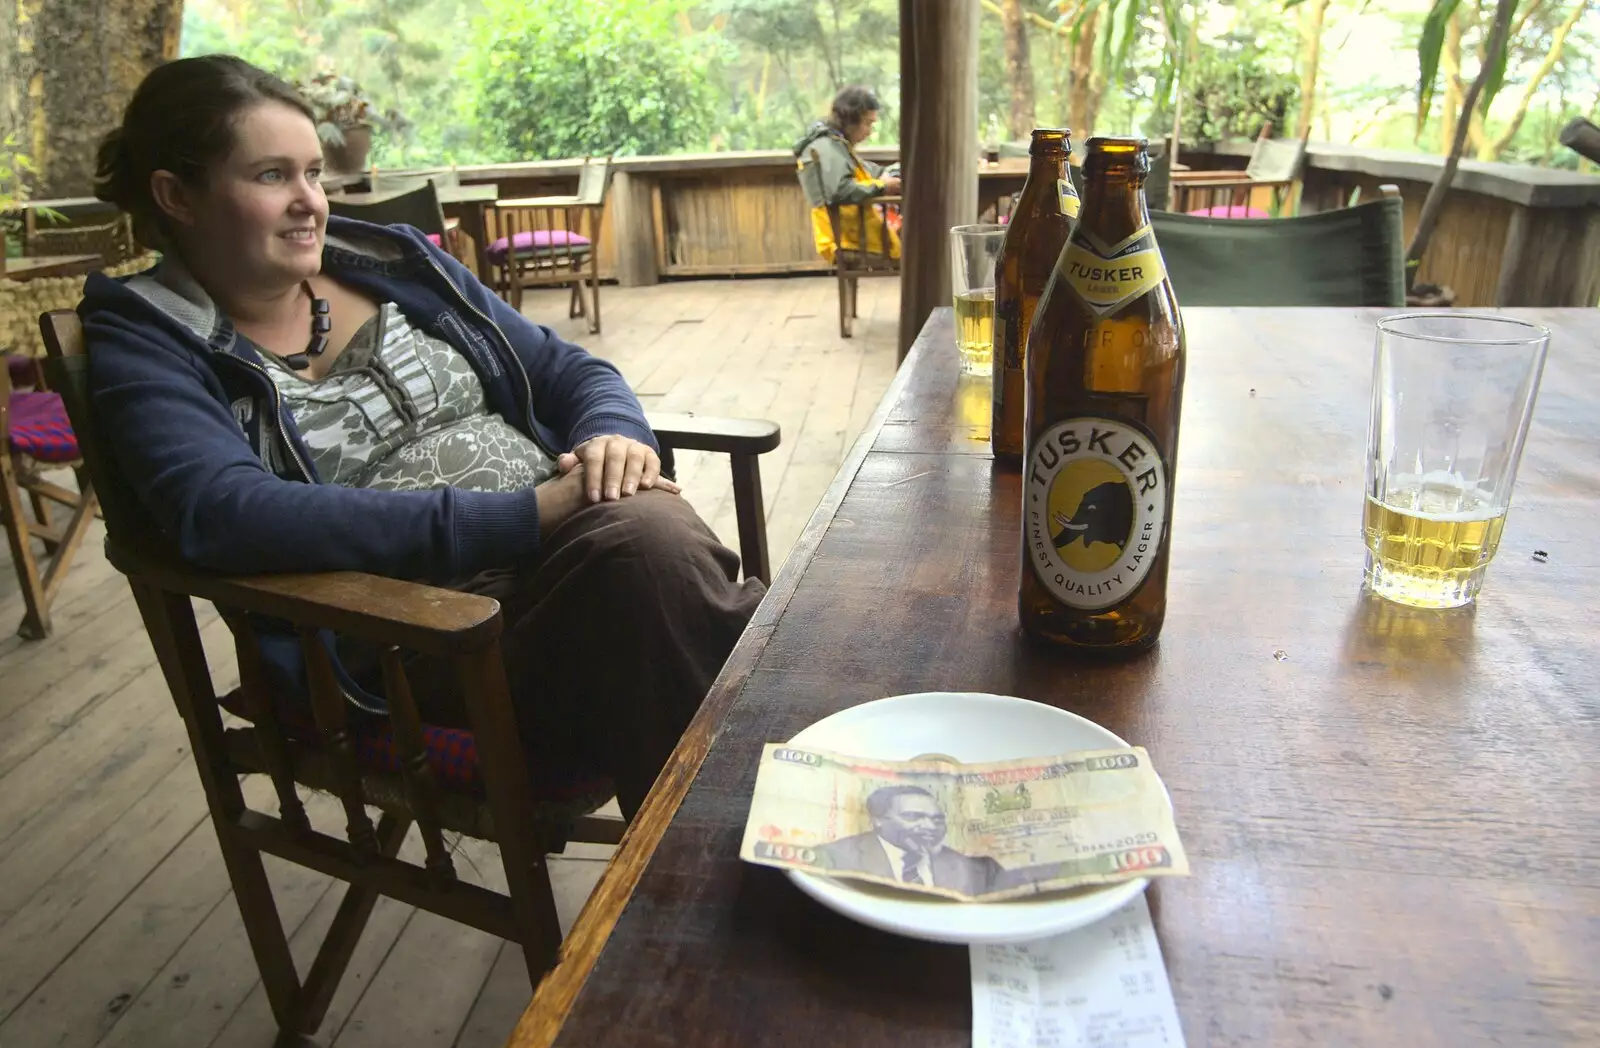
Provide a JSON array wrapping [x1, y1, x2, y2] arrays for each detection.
[[559, 434, 681, 503]]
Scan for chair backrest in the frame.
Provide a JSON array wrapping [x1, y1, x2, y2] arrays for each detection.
[[37, 311, 166, 553], [327, 180, 449, 237], [1142, 153, 1169, 212], [574, 158, 612, 206], [795, 148, 826, 209], [808, 148, 896, 268], [1149, 196, 1405, 307], [1245, 125, 1308, 184]]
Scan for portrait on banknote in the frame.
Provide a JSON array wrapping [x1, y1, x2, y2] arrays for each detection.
[[813, 785, 1009, 895]]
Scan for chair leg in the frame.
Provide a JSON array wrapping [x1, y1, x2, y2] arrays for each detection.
[[38, 474, 96, 606], [291, 811, 411, 1034], [1, 451, 50, 639], [587, 274, 601, 335], [850, 277, 860, 318], [569, 282, 584, 319], [837, 272, 852, 338], [27, 486, 53, 543], [511, 269, 524, 313], [729, 452, 771, 585]]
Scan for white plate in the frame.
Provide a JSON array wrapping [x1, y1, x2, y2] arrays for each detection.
[[784, 691, 1149, 945]]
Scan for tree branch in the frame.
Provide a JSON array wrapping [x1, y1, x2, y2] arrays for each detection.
[[1407, 0, 1518, 283], [979, 0, 1074, 38], [1482, 0, 1591, 159]]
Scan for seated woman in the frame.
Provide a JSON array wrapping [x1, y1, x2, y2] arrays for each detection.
[[793, 85, 902, 263], [81, 55, 765, 819]]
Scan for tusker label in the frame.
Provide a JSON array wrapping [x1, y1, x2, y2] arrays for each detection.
[[1058, 225, 1165, 315], [1026, 417, 1169, 610], [1057, 178, 1081, 218]]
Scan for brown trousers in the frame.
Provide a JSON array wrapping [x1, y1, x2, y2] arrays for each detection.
[[392, 490, 765, 818]]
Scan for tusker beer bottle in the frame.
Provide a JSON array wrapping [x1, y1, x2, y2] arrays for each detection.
[[993, 128, 1078, 464], [1019, 138, 1185, 653]]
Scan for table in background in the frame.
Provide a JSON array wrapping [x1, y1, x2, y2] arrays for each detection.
[[335, 182, 500, 279], [511, 307, 1600, 1047]]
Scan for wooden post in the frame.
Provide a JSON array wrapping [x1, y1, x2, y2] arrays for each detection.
[[609, 170, 660, 286], [898, 0, 980, 360]]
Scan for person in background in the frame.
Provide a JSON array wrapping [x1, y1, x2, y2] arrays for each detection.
[[794, 85, 901, 263]]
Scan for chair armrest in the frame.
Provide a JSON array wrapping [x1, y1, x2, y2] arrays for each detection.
[[109, 542, 502, 656], [649, 412, 781, 456]]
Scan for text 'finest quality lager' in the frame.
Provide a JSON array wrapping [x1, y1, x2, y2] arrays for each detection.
[[1019, 138, 1185, 653], [993, 128, 1079, 464]]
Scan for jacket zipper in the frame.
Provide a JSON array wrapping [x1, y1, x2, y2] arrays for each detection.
[[238, 355, 318, 483], [420, 254, 557, 459]]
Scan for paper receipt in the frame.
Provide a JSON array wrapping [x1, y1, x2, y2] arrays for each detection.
[[970, 893, 1185, 1048]]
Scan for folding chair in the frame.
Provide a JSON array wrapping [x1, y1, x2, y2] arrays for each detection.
[[1, 352, 98, 638], [38, 308, 779, 1042]]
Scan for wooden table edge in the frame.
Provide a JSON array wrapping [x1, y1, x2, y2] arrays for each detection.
[[504, 316, 943, 1048]]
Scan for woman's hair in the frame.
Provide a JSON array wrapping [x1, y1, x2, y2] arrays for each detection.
[[828, 86, 881, 133], [94, 55, 314, 248]]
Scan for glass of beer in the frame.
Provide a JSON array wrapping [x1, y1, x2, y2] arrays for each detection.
[[1364, 313, 1549, 608], [949, 224, 1005, 376]]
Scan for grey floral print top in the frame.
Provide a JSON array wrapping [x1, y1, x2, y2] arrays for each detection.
[[259, 303, 560, 494]]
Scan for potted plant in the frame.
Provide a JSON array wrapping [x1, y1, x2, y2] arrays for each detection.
[[295, 73, 408, 173]]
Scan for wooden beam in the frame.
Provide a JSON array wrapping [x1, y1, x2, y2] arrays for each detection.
[[897, 0, 980, 360]]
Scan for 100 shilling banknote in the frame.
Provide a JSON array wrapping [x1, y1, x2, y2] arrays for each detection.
[[740, 744, 1189, 901]]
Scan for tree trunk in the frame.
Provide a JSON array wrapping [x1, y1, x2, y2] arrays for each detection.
[[2, 0, 184, 198], [1407, 0, 1518, 288], [898, 0, 979, 359], [1000, 0, 1036, 139], [1068, 7, 1100, 140], [1294, 0, 1331, 139], [1478, 0, 1591, 160], [1440, 8, 1463, 153]]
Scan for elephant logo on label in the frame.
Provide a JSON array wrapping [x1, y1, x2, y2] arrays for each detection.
[[1046, 459, 1135, 575]]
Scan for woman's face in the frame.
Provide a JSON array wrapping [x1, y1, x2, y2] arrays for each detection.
[[168, 100, 328, 288], [850, 109, 879, 145]]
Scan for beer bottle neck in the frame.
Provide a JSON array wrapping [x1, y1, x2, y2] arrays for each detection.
[[1079, 172, 1150, 238]]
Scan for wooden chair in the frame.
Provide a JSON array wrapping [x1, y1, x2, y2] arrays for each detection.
[[1, 351, 98, 638], [805, 149, 900, 339], [1169, 123, 1308, 218], [486, 158, 610, 333], [326, 179, 467, 265], [1149, 193, 1405, 307], [37, 308, 779, 1043]]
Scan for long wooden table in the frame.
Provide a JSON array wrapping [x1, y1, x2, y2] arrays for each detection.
[[512, 307, 1600, 1047]]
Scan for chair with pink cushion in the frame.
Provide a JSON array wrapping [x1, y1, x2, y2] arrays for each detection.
[[1, 353, 99, 638], [1169, 123, 1307, 218], [485, 158, 611, 333]]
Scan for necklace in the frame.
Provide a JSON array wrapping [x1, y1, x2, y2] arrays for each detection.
[[280, 280, 332, 371]]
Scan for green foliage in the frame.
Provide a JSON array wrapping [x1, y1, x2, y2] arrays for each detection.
[[708, 0, 901, 149], [181, 0, 478, 166], [1182, 39, 1300, 139], [472, 0, 719, 160]]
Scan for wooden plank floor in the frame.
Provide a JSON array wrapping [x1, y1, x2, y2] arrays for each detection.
[[0, 275, 899, 1048]]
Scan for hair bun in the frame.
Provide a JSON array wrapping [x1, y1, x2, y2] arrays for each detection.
[[93, 126, 136, 208]]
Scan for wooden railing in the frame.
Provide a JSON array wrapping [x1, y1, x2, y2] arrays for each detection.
[[19, 142, 1600, 307]]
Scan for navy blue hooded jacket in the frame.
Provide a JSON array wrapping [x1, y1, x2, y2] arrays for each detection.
[[79, 216, 656, 585]]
